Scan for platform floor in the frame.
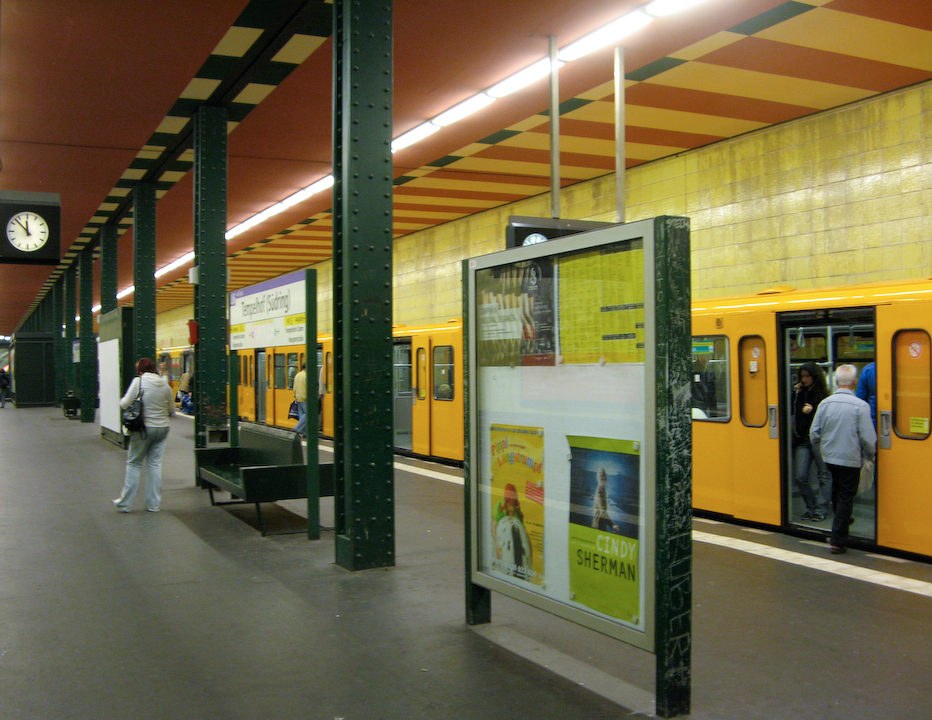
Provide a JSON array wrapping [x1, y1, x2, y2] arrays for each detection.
[[2, 406, 931, 719]]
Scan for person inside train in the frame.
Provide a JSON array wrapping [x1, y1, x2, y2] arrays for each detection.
[[856, 361, 877, 428], [792, 362, 832, 522]]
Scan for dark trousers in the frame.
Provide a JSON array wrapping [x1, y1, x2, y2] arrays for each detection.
[[826, 463, 860, 547]]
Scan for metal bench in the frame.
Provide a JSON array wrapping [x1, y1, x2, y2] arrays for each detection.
[[194, 422, 333, 536]]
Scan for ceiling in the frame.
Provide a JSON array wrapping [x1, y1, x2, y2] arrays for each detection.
[[1, 0, 930, 334]]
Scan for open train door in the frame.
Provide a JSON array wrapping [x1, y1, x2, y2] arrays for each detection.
[[728, 312, 781, 525], [875, 302, 932, 556], [411, 336, 431, 456]]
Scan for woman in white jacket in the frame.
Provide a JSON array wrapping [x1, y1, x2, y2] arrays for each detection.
[[114, 357, 175, 512]]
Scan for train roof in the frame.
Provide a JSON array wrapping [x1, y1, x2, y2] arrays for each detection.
[[692, 276, 932, 316]]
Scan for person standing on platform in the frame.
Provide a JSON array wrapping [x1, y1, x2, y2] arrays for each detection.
[[791, 362, 832, 521], [0, 368, 9, 408], [292, 362, 308, 438], [114, 358, 175, 513], [809, 364, 876, 554], [856, 361, 877, 428]]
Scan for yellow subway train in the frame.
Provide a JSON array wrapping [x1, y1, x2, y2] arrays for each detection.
[[159, 276, 932, 558]]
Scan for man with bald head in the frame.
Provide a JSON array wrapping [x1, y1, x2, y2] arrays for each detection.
[[809, 364, 876, 554]]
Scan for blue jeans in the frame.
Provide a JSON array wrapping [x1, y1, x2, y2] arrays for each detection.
[[793, 442, 832, 514], [292, 401, 307, 436], [116, 425, 170, 511]]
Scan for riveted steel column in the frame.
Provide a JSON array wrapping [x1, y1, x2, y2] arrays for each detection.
[[653, 216, 692, 718], [79, 245, 97, 422], [193, 105, 228, 448], [100, 224, 119, 315], [64, 264, 77, 394], [52, 277, 66, 405], [332, 0, 395, 571], [134, 183, 157, 362]]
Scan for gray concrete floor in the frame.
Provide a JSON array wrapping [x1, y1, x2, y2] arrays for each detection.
[[1, 406, 931, 720]]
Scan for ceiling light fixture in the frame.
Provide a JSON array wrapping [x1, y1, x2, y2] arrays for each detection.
[[644, 0, 711, 17], [487, 58, 564, 98], [432, 93, 496, 127], [558, 10, 653, 61]]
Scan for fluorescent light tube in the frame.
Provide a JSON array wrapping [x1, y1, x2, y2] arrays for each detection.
[[488, 58, 563, 98], [391, 122, 441, 152], [645, 0, 710, 17], [432, 93, 495, 127], [558, 10, 653, 62]]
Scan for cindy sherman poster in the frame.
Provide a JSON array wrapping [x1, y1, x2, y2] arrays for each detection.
[[489, 424, 545, 585], [567, 436, 642, 624]]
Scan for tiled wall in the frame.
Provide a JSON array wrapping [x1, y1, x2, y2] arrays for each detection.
[[160, 81, 932, 338]]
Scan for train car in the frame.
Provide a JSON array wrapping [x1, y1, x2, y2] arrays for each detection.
[[691, 277, 932, 559], [162, 276, 932, 559], [227, 319, 464, 463], [157, 345, 194, 400]]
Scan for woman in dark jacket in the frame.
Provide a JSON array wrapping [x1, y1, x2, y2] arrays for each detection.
[[792, 362, 831, 521]]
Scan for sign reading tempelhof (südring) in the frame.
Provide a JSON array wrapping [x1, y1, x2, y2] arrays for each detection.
[[228, 270, 306, 351]]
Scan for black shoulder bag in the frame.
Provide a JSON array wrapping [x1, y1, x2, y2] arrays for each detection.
[[122, 379, 146, 434]]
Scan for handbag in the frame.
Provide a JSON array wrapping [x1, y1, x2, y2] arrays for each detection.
[[288, 400, 300, 420], [122, 379, 146, 433], [858, 458, 874, 495]]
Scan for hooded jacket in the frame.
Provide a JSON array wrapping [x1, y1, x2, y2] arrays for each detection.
[[120, 372, 175, 428]]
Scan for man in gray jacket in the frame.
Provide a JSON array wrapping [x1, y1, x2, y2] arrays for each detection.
[[810, 364, 877, 554]]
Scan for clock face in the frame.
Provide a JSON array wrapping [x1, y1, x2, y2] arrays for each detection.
[[523, 232, 548, 246], [6, 211, 50, 252]]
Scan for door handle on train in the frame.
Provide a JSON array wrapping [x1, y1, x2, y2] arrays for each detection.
[[768, 404, 778, 439], [879, 410, 892, 450]]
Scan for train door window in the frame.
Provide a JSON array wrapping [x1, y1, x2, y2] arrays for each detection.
[[893, 330, 931, 439], [274, 353, 287, 389], [834, 329, 875, 380], [739, 336, 767, 427], [325, 352, 333, 393], [393, 344, 412, 398], [287, 353, 298, 389], [416, 347, 428, 401], [691, 336, 729, 421], [170, 355, 182, 381], [249, 355, 254, 388], [433, 346, 455, 400]]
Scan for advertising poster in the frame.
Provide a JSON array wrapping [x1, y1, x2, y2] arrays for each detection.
[[476, 259, 556, 367], [567, 436, 642, 625], [489, 424, 545, 585], [558, 239, 644, 365]]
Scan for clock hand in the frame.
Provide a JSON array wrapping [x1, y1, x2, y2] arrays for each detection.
[[16, 218, 29, 234]]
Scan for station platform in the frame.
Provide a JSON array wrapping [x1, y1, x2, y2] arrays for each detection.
[[1, 406, 931, 719]]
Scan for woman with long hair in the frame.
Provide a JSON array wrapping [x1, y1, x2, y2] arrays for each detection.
[[792, 362, 831, 521], [114, 357, 175, 512]]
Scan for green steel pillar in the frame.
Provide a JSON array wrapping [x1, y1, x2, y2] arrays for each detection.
[[100, 224, 119, 315], [134, 183, 157, 361], [304, 269, 320, 540], [332, 0, 395, 571], [193, 105, 228, 448], [64, 264, 77, 394], [653, 216, 692, 718], [52, 278, 65, 405], [79, 245, 97, 422]]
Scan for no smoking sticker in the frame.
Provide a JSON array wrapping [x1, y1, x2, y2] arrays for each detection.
[[909, 342, 922, 359]]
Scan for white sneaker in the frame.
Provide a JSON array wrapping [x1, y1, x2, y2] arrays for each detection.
[[146, 507, 160, 513], [113, 498, 131, 513]]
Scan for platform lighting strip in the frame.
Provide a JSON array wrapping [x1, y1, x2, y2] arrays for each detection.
[[99, 0, 711, 311]]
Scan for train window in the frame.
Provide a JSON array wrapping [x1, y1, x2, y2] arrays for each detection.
[[326, 352, 333, 393], [738, 335, 767, 428], [287, 353, 298, 389], [170, 355, 182, 381], [893, 330, 931, 440], [393, 344, 412, 397], [249, 355, 254, 387], [691, 336, 729, 421], [273, 353, 287, 389], [433, 346, 455, 401], [789, 332, 827, 363], [416, 348, 428, 401]]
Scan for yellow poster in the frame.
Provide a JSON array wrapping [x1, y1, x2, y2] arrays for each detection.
[[558, 239, 644, 364], [489, 424, 545, 585]]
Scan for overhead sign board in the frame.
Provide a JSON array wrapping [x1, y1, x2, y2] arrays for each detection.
[[228, 270, 307, 351]]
